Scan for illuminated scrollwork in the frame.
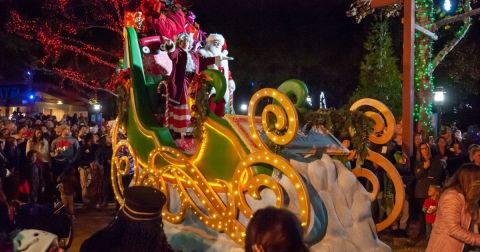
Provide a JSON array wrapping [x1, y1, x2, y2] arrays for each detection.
[[111, 87, 312, 245], [231, 151, 311, 229], [248, 88, 299, 148], [350, 98, 405, 232]]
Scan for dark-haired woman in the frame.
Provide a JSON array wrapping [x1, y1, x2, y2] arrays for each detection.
[[26, 129, 51, 202], [245, 207, 309, 252], [414, 143, 446, 222], [426, 164, 480, 251]]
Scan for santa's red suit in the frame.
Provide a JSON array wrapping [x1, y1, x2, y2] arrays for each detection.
[[198, 34, 236, 116]]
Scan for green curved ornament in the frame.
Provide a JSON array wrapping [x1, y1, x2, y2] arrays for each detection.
[[277, 79, 309, 108], [202, 69, 226, 103]]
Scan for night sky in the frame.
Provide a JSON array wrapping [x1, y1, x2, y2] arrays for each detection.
[[192, 0, 374, 108], [191, 0, 479, 111], [0, 0, 478, 112]]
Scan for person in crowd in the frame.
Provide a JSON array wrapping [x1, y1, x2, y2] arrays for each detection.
[[77, 133, 96, 207], [45, 121, 57, 143], [50, 125, 79, 182], [0, 182, 13, 244], [80, 186, 174, 252], [442, 126, 454, 147], [89, 157, 103, 209], [454, 129, 463, 144], [411, 133, 423, 167], [71, 113, 79, 125], [3, 137, 19, 173], [414, 142, 446, 236], [26, 150, 45, 203], [245, 207, 309, 252], [0, 193, 14, 251], [447, 142, 468, 176], [96, 134, 113, 207], [428, 135, 436, 148], [77, 125, 88, 146], [57, 166, 77, 217], [423, 184, 440, 240], [426, 164, 480, 251], [26, 128, 50, 165], [436, 136, 451, 161], [15, 129, 29, 172], [471, 147, 480, 167], [468, 144, 480, 162], [390, 150, 412, 237]]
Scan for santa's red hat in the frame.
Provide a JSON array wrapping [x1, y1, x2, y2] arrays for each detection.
[[206, 33, 228, 52]]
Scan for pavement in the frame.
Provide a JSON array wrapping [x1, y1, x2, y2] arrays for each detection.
[[69, 206, 428, 252], [68, 204, 116, 252], [380, 233, 428, 252]]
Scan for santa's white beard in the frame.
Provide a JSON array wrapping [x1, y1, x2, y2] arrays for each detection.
[[206, 44, 222, 56]]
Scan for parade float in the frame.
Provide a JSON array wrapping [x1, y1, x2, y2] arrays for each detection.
[[111, 2, 405, 251]]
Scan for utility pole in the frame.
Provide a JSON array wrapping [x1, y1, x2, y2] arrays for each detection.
[[371, 0, 415, 157]]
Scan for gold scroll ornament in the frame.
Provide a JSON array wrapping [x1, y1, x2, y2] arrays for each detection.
[[350, 98, 405, 232]]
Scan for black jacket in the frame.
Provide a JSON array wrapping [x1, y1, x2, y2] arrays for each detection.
[[414, 155, 446, 198]]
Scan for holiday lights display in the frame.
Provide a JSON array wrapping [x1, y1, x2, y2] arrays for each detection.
[[413, 0, 475, 133], [8, 0, 134, 92], [348, 0, 479, 134], [413, 0, 435, 131]]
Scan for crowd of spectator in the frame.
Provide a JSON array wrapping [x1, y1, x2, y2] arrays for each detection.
[[363, 124, 480, 247], [0, 111, 114, 240], [2, 110, 480, 251]]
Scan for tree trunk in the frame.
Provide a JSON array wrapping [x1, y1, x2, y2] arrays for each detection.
[[414, 0, 434, 136]]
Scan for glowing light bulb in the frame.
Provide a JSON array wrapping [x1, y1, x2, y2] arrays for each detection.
[[443, 0, 452, 11]]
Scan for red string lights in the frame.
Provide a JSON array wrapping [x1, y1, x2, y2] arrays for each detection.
[[7, 0, 133, 92]]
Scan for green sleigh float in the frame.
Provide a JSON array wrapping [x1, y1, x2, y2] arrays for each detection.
[[111, 27, 405, 247]]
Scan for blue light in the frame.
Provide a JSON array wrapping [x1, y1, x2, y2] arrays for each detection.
[[28, 94, 35, 100], [26, 71, 31, 76]]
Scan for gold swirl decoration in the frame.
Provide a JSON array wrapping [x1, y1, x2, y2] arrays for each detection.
[[350, 98, 405, 232], [111, 87, 312, 245]]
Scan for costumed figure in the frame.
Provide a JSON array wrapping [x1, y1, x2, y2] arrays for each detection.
[[185, 11, 206, 50], [198, 33, 236, 116], [166, 32, 199, 137], [80, 186, 174, 252]]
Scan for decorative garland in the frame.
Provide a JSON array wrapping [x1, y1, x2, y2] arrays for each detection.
[[114, 69, 131, 130], [299, 108, 374, 161], [188, 73, 212, 141]]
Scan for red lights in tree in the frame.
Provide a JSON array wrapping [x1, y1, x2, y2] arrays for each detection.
[[7, 0, 133, 94]]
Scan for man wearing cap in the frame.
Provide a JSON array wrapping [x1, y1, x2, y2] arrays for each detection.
[[80, 186, 174, 252], [50, 125, 79, 182], [198, 33, 236, 116]]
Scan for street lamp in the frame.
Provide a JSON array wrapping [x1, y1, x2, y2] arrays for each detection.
[[240, 103, 248, 113], [434, 86, 446, 136], [434, 87, 445, 102]]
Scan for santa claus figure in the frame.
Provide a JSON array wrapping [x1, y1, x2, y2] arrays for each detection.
[[166, 32, 199, 137], [198, 33, 236, 116]]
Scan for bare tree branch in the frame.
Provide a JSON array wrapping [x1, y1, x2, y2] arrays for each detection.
[[431, 7, 480, 32], [430, 1, 475, 74]]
